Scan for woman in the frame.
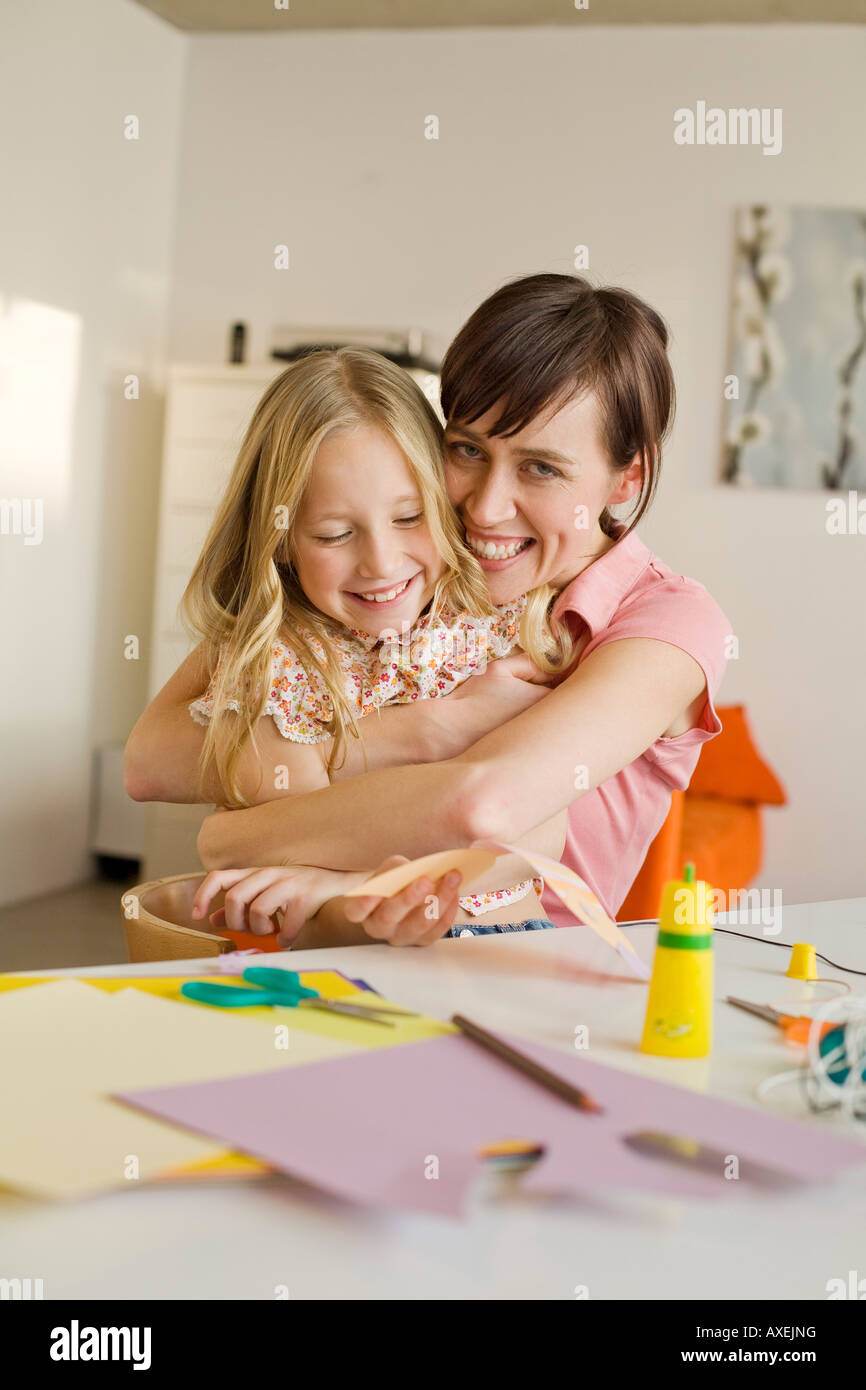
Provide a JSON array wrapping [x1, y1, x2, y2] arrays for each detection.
[[126, 273, 731, 946]]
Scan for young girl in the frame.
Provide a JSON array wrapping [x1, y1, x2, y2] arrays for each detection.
[[181, 347, 568, 945]]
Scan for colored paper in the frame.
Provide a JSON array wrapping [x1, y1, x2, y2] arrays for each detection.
[[344, 839, 649, 977], [118, 1030, 866, 1218], [0, 970, 444, 1051], [0, 980, 358, 1200], [0, 967, 365, 1001]]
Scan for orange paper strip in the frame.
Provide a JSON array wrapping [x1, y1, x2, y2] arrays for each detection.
[[344, 840, 647, 976], [342, 848, 498, 900]]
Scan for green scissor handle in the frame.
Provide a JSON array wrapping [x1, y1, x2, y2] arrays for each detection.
[[241, 967, 319, 1000], [180, 969, 319, 1010], [179, 968, 411, 1025], [179, 981, 291, 1008]]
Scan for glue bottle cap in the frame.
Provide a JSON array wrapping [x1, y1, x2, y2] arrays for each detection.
[[786, 941, 818, 981]]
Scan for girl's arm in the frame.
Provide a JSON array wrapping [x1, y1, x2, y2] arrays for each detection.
[[124, 642, 443, 802], [197, 637, 707, 870], [124, 645, 221, 803]]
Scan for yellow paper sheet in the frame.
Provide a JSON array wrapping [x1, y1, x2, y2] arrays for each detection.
[[0, 980, 358, 1200], [0, 968, 361, 1001]]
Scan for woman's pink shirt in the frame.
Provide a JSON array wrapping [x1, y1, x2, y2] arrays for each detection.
[[540, 526, 733, 926]]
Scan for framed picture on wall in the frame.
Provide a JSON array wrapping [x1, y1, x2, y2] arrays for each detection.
[[722, 205, 866, 491]]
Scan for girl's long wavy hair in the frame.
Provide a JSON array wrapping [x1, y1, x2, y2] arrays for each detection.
[[182, 348, 567, 809]]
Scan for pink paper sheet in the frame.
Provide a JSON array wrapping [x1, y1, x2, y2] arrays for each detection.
[[118, 1032, 866, 1218]]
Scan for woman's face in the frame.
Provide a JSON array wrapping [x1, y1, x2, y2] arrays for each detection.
[[443, 391, 642, 605], [292, 422, 443, 637]]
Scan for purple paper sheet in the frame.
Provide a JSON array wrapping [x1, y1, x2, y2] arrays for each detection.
[[118, 1032, 866, 1218]]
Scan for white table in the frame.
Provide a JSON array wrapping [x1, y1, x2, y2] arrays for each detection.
[[3, 898, 866, 1300]]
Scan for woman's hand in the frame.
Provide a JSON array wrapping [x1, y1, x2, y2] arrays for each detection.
[[423, 653, 554, 760], [321, 854, 464, 947], [191, 864, 369, 943]]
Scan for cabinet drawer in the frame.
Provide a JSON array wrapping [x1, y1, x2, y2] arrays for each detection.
[[167, 379, 278, 444], [162, 440, 239, 507]]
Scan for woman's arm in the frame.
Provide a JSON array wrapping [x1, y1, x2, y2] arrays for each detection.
[[197, 637, 706, 870]]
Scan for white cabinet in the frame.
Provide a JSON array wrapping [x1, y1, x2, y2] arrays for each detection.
[[143, 364, 283, 880]]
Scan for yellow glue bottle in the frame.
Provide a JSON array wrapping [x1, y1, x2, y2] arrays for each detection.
[[640, 863, 715, 1058]]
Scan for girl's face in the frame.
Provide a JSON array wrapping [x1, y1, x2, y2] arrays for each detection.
[[292, 422, 444, 637], [443, 390, 643, 605]]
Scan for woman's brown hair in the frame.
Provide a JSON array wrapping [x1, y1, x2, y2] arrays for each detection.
[[440, 273, 675, 540]]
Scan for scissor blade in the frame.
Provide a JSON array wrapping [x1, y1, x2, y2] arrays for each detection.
[[303, 999, 396, 1027], [725, 996, 782, 1025]]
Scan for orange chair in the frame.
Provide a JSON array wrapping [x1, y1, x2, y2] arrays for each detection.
[[617, 705, 786, 922]]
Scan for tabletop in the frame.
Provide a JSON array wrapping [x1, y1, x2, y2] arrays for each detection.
[[3, 897, 865, 1300]]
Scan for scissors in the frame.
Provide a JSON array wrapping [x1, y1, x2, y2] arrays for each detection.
[[726, 996, 866, 1092], [181, 968, 417, 1028], [726, 996, 840, 1046]]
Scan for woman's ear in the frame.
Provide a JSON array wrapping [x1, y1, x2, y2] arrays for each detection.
[[607, 452, 645, 507]]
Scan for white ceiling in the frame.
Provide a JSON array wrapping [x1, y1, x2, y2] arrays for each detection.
[[132, 0, 866, 32]]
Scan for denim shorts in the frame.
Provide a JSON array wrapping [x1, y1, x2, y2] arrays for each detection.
[[446, 918, 556, 938]]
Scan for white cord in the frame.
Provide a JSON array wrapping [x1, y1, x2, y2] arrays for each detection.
[[755, 992, 866, 1119], [803, 995, 866, 1120]]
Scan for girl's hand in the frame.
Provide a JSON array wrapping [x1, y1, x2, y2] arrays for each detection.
[[191, 864, 368, 943], [321, 854, 464, 947], [487, 651, 554, 685], [424, 653, 553, 760]]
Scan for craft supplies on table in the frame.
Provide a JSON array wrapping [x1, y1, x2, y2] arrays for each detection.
[[117, 1025, 866, 1219], [0, 971, 450, 1200]]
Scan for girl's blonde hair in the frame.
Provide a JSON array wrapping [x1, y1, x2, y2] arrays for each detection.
[[182, 347, 574, 808]]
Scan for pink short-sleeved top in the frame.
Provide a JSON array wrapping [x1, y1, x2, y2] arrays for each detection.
[[539, 524, 732, 927]]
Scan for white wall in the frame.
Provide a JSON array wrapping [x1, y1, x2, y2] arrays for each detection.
[[4, 18, 863, 911], [0, 1, 186, 906], [167, 24, 866, 905]]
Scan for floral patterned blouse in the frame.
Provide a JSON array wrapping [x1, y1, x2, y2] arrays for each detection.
[[189, 595, 544, 919]]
